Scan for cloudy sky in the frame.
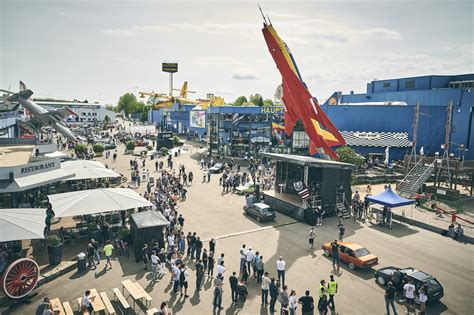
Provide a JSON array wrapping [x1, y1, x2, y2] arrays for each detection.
[[1, 0, 472, 105]]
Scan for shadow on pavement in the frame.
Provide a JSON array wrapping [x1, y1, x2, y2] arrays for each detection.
[[68, 270, 88, 279], [190, 289, 201, 305], [368, 222, 419, 238]]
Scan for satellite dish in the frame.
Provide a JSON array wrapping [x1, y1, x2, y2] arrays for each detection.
[[274, 84, 282, 103]]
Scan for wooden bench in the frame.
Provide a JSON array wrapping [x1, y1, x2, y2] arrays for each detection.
[[62, 302, 74, 315], [112, 288, 131, 311], [50, 298, 65, 315], [121, 280, 144, 311], [99, 291, 116, 314], [77, 298, 90, 315], [133, 282, 153, 308], [146, 308, 159, 315]]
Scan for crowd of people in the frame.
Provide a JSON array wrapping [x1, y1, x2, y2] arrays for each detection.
[[29, 125, 456, 315]]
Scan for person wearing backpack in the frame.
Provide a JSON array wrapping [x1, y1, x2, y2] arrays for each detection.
[[179, 263, 189, 297]]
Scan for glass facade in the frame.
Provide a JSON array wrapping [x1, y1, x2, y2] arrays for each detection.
[[207, 109, 296, 158]]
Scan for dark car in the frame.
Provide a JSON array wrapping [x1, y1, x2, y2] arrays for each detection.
[[104, 143, 116, 150], [209, 163, 225, 173], [243, 203, 276, 222], [374, 267, 444, 303]]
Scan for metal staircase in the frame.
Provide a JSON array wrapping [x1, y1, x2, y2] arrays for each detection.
[[397, 158, 436, 197], [336, 191, 351, 219], [309, 185, 322, 209]]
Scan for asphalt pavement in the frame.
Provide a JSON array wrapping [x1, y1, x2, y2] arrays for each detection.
[[1, 138, 472, 315]]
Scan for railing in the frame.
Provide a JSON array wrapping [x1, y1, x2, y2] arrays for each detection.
[[397, 157, 425, 190]]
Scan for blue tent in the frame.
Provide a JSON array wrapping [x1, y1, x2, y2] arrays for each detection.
[[365, 188, 414, 207]]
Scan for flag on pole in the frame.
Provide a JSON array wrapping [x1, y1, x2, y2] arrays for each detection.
[[233, 114, 246, 125], [294, 181, 310, 200]]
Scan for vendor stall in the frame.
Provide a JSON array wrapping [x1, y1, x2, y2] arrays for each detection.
[[130, 211, 169, 262]]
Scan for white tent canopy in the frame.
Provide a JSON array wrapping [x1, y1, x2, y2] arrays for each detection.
[[0, 208, 46, 242], [61, 160, 120, 181], [48, 188, 153, 217]]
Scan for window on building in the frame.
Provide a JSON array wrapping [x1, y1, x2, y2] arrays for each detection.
[[292, 131, 309, 148], [405, 80, 415, 89], [383, 82, 391, 88]]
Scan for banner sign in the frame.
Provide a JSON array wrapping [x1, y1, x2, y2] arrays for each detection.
[[261, 106, 284, 114], [190, 111, 206, 128]]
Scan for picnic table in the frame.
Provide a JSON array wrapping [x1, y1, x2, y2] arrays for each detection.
[[50, 298, 65, 315], [122, 279, 144, 310], [89, 288, 106, 312]]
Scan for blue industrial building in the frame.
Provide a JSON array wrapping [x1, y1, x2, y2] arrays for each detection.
[[147, 73, 473, 161], [322, 74, 474, 161]]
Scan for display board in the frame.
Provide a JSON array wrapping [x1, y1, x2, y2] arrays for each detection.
[[190, 110, 206, 128]]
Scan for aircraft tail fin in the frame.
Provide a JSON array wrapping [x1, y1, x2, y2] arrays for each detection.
[[19, 81, 27, 92], [180, 81, 188, 98]]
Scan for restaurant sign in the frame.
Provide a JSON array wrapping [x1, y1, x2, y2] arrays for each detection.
[[13, 158, 61, 178]]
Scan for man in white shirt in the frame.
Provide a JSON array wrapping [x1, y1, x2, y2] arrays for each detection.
[[167, 234, 175, 252], [246, 247, 255, 274], [81, 290, 95, 313], [403, 280, 416, 314], [172, 264, 181, 294], [261, 272, 271, 305], [150, 251, 159, 282], [239, 244, 246, 273], [216, 260, 225, 276], [276, 256, 286, 286]]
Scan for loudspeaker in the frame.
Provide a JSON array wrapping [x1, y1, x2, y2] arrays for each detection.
[[9, 171, 14, 182]]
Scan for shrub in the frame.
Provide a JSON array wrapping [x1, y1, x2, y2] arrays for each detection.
[[335, 146, 364, 167], [118, 227, 130, 238], [160, 147, 169, 155], [126, 140, 136, 151], [47, 235, 62, 247], [173, 136, 180, 146], [93, 143, 105, 153], [146, 145, 153, 151], [75, 144, 87, 155]]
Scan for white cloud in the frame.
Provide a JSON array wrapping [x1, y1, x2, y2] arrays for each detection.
[[232, 70, 260, 80], [101, 29, 135, 37]]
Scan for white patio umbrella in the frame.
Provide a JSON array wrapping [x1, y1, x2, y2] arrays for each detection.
[[0, 208, 46, 242], [61, 160, 120, 181], [48, 188, 153, 218]]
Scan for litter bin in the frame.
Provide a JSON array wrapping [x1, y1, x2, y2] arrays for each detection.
[[77, 252, 87, 272]]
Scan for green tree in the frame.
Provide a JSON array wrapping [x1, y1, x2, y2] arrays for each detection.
[[234, 96, 248, 106], [103, 114, 110, 126], [249, 94, 264, 106], [263, 99, 274, 106], [116, 93, 138, 115], [335, 146, 364, 167], [105, 104, 115, 111]]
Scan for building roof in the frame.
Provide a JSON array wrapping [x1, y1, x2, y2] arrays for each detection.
[[0, 145, 33, 166], [260, 153, 355, 169], [131, 210, 170, 229]]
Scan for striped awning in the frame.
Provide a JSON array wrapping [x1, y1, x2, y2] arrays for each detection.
[[341, 131, 412, 147]]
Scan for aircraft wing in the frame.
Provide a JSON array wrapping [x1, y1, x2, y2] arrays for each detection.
[[262, 22, 345, 158], [38, 107, 77, 122]]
